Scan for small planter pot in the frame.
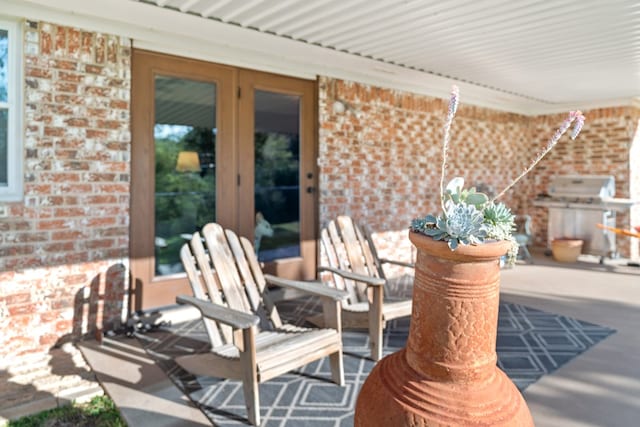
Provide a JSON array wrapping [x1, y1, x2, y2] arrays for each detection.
[[354, 232, 533, 427], [551, 238, 583, 262]]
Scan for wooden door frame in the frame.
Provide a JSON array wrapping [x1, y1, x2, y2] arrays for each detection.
[[237, 69, 318, 280], [130, 49, 236, 310], [130, 50, 318, 311]]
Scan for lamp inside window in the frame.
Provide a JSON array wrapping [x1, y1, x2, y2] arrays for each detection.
[[176, 151, 201, 173]]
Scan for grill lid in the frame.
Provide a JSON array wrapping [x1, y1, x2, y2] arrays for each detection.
[[548, 175, 615, 200]]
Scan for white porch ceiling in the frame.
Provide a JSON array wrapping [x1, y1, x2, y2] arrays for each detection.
[[136, 0, 640, 110], [4, 0, 640, 114]]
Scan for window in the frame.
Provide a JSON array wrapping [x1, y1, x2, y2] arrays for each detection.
[[0, 19, 22, 201]]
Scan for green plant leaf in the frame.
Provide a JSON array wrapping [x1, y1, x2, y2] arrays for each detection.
[[465, 192, 488, 206]]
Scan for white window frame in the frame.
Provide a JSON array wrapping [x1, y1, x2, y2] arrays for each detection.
[[0, 18, 23, 202]]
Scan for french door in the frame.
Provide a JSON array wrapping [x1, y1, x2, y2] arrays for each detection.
[[130, 50, 317, 310]]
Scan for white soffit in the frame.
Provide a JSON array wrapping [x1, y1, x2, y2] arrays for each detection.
[[4, 0, 640, 115]]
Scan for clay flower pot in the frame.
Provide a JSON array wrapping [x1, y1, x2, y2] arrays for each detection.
[[354, 231, 534, 427], [551, 238, 583, 263]]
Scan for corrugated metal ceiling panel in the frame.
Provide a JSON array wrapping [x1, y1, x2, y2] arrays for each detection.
[[138, 0, 640, 105]]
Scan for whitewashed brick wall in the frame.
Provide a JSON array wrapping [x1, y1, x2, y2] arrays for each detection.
[[318, 77, 640, 266], [0, 21, 130, 362]]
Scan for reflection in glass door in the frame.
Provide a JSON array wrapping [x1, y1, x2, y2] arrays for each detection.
[[238, 70, 316, 280], [131, 50, 236, 310], [131, 51, 316, 309], [153, 76, 216, 275], [254, 90, 301, 262]]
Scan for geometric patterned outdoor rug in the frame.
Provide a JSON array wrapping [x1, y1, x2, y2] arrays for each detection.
[[136, 297, 615, 426]]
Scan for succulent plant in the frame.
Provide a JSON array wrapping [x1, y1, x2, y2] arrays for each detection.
[[483, 202, 516, 241], [411, 85, 585, 267], [411, 178, 514, 258], [443, 177, 488, 210], [411, 183, 488, 250]]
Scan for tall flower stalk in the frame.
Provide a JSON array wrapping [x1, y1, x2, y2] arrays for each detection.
[[491, 110, 586, 202], [413, 85, 586, 265], [439, 85, 459, 212]]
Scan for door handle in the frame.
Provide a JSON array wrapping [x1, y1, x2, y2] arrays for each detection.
[[306, 186, 316, 194]]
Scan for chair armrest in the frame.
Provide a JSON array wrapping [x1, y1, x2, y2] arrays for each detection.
[[263, 274, 349, 301], [379, 258, 415, 269], [176, 295, 259, 330], [318, 266, 386, 287]]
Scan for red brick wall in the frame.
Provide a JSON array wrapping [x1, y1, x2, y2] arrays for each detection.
[[0, 21, 130, 359], [318, 77, 638, 267]]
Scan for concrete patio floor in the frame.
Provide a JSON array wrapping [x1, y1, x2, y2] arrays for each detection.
[[501, 250, 640, 427], [78, 250, 639, 427]]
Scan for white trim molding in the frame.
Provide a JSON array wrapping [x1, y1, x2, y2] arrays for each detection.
[[0, 17, 23, 202]]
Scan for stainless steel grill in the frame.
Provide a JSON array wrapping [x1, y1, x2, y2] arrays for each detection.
[[533, 175, 637, 260]]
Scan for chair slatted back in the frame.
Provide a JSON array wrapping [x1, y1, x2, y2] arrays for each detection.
[[359, 223, 388, 280], [201, 223, 253, 314], [237, 233, 283, 328], [321, 216, 383, 304], [321, 222, 359, 304], [181, 223, 285, 348], [223, 228, 282, 329], [337, 216, 382, 281], [203, 223, 283, 331], [180, 240, 228, 347]]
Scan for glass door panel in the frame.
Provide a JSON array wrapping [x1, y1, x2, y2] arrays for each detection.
[[131, 51, 315, 310], [0, 29, 7, 186], [238, 70, 317, 280], [254, 90, 301, 262], [153, 76, 216, 276], [0, 110, 7, 185], [131, 49, 236, 310]]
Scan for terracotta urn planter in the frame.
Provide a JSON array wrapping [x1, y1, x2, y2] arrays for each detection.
[[551, 238, 583, 262], [354, 231, 534, 427]]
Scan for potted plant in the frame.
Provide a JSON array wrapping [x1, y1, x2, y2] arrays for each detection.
[[355, 86, 585, 426]]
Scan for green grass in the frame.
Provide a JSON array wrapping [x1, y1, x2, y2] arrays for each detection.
[[7, 395, 126, 427]]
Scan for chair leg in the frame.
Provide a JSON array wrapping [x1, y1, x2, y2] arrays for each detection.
[[240, 327, 260, 426], [242, 376, 260, 426], [322, 298, 345, 386], [368, 286, 384, 361], [329, 349, 345, 386]]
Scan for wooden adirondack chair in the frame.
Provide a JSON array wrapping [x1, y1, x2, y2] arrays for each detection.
[[176, 222, 348, 426], [319, 216, 414, 361]]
